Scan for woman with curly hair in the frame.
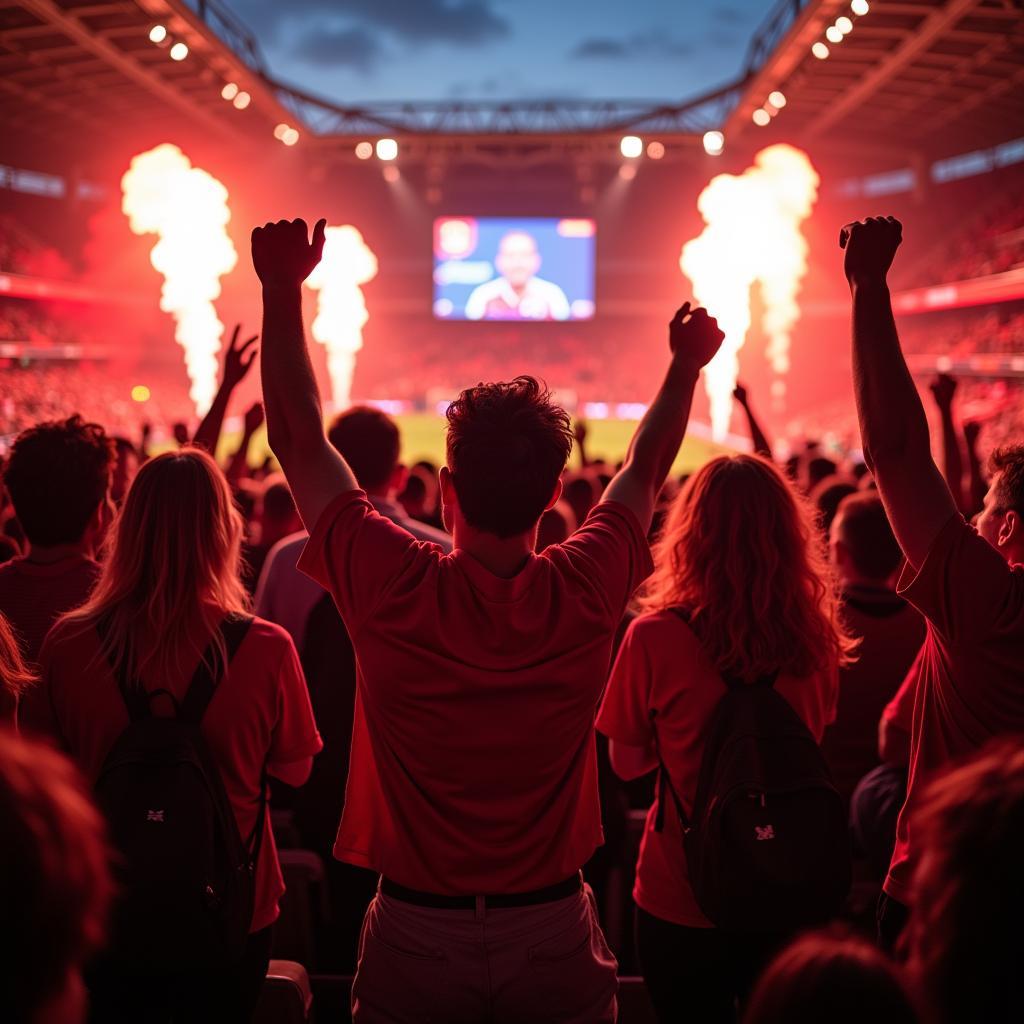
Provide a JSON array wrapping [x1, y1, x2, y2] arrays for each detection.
[[598, 453, 857, 1023]]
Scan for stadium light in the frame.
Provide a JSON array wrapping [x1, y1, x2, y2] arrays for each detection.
[[282, 128, 300, 147], [273, 124, 288, 140], [232, 91, 251, 110], [826, 25, 844, 43], [149, 25, 167, 44], [354, 141, 374, 160], [619, 135, 643, 159], [702, 130, 725, 156], [376, 138, 398, 161], [646, 141, 665, 160], [851, 0, 870, 14], [221, 82, 239, 101], [752, 108, 772, 127], [768, 91, 787, 109], [812, 42, 830, 59], [169, 42, 188, 61], [836, 16, 854, 34], [131, 385, 151, 402]]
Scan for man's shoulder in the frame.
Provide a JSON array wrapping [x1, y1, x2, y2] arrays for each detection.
[[265, 531, 310, 568]]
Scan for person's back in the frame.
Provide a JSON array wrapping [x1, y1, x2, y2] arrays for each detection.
[[0, 415, 113, 734], [823, 493, 925, 804], [40, 450, 321, 1024], [598, 454, 853, 1023], [252, 214, 725, 1024]]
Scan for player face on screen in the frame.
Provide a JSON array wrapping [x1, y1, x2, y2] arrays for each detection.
[[495, 232, 542, 290]]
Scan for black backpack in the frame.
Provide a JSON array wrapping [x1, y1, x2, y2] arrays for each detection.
[[655, 612, 851, 932], [94, 614, 263, 972]]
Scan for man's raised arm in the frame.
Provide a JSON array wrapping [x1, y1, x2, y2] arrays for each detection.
[[603, 302, 724, 530], [841, 216, 957, 568], [252, 218, 357, 529]]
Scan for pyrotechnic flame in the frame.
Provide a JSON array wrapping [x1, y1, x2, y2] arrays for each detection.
[[681, 144, 819, 440], [121, 144, 237, 415], [305, 226, 378, 412]]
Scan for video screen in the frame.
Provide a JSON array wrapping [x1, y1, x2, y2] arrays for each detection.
[[433, 216, 596, 321]]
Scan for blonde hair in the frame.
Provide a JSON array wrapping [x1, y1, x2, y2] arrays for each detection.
[[62, 449, 249, 685], [638, 454, 856, 682], [0, 612, 36, 721]]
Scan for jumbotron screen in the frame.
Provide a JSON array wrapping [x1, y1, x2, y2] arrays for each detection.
[[432, 216, 596, 321]]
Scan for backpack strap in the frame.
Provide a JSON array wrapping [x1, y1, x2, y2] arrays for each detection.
[[650, 709, 692, 834], [178, 614, 253, 726]]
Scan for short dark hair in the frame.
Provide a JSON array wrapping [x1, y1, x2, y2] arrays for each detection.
[[834, 492, 902, 581], [989, 445, 1024, 513], [446, 376, 573, 537], [260, 474, 296, 523], [327, 406, 401, 493], [811, 475, 858, 535], [3, 415, 114, 547]]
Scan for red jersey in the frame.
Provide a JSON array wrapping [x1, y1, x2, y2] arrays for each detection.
[[40, 616, 322, 931], [885, 515, 1024, 904], [298, 490, 652, 895], [597, 611, 837, 928]]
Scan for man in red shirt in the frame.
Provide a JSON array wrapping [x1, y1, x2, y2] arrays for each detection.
[[251, 217, 724, 1023], [0, 415, 114, 733], [841, 216, 1024, 949]]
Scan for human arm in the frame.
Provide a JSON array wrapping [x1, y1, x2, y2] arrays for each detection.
[[733, 382, 772, 459], [192, 324, 258, 455], [841, 217, 959, 569], [268, 756, 314, 787], [608, 739, 657, 781], [964, 419, 988, 517], [602, 303, 724, 530], [225, 402, 264, 486], [574, 420, 589, 468], [252, 218, 358, 530], [929, 374, 967, 515]]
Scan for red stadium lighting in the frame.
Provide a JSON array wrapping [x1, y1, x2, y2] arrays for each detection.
[[169, 42, 188, 61], [619, 135, 643, 159], [282, 128, 300, 147], [768, 91, 787, 109], [221, 82, 239, 101], [355, 141, 374, 159], [752, 108, 772, 127], [851, 0, 870, 14], [646, 141, 666, 159], [149, 25, 167, 44], [376, 138, 399, 161], [826, 25, 844, 43], [702, 130, 725, 156], [232, 91, 251, 110], [273, 124, 289, 140], [836, 15, 854, 34], [812, 42, 830, 59]]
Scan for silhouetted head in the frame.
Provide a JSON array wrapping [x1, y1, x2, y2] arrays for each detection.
[[810, 475, 858, 535], [905, 736, 1024, 1024], [0, 730, 112, 1024], [830, 492, 903, 586], [3, 415, 114, 550], [641, 454, 856, 681], [110, 436, 140, 506], [976, 445, 1024, 564], [328, 405, 402, 496], [744, 930, 918, 1024], [63, 448, 248, 683], [443, 376, 572, 539]]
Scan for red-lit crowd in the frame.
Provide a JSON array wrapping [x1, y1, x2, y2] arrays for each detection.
[[1, 216, 1021, 1024]]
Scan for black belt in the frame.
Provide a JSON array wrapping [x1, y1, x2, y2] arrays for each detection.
[[380, 872, 582, 910]]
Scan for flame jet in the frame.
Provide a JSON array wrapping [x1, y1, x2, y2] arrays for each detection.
[[121, 144, 237, 415], [681, 144, 819, 440]]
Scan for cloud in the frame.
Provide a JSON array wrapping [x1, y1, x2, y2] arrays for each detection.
[[570, 29, 694, 62], [240, 0, 508, 46], [296, 25, 384, 70]]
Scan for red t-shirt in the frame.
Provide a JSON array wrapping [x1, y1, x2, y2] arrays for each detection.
[[297, 490, 653, 895], [885, 514, 1024, 905], [0, 554, 100, 734], [597, 611, 838, 928], [39, 616, 323, 932]]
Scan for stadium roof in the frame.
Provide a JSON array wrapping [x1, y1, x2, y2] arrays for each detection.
[[725, 0, 1024, 161]]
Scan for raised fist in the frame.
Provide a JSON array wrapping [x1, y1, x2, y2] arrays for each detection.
[[929, 373, 957, 410], [733, 383, 749, 406], [251, 217, 327, 289], [243, 401, 265, 435], [669, 302, 725, 369], [839, 216, 903, 287]]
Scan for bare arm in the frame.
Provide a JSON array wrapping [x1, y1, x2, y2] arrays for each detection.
[[603, 303, 724, 530], [841, 217, 958, 569], [930, 374, 967, 515], [225, 402, 264, 486], [733, 382, 772, 459], [193, 325, 258, 455], [574, 420, 589, 468], [252, 218, 357, 530], [964, 420, 988, 517]]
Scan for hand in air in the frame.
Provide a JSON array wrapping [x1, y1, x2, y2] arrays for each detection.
[[222, 324, 259, 389], [243, 402, 265, 435], [251, 217, 327, 290], [964, 420, 982, 447], [669, 302, 725, 369], [733, 382, 749, 406], [839, 216, 903, 287], [929, 373, 957, 410]]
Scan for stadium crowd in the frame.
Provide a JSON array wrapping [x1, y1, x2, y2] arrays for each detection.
[[0, 215, 1022, 1024]]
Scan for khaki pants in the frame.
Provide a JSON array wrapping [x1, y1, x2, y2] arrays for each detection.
[[352, 882, 618, 1023]]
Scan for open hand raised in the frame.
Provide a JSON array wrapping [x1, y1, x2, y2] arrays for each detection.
[[669, 302, 725, 369], [251, 217, 327, 289], [222, 324, 259, 389]]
